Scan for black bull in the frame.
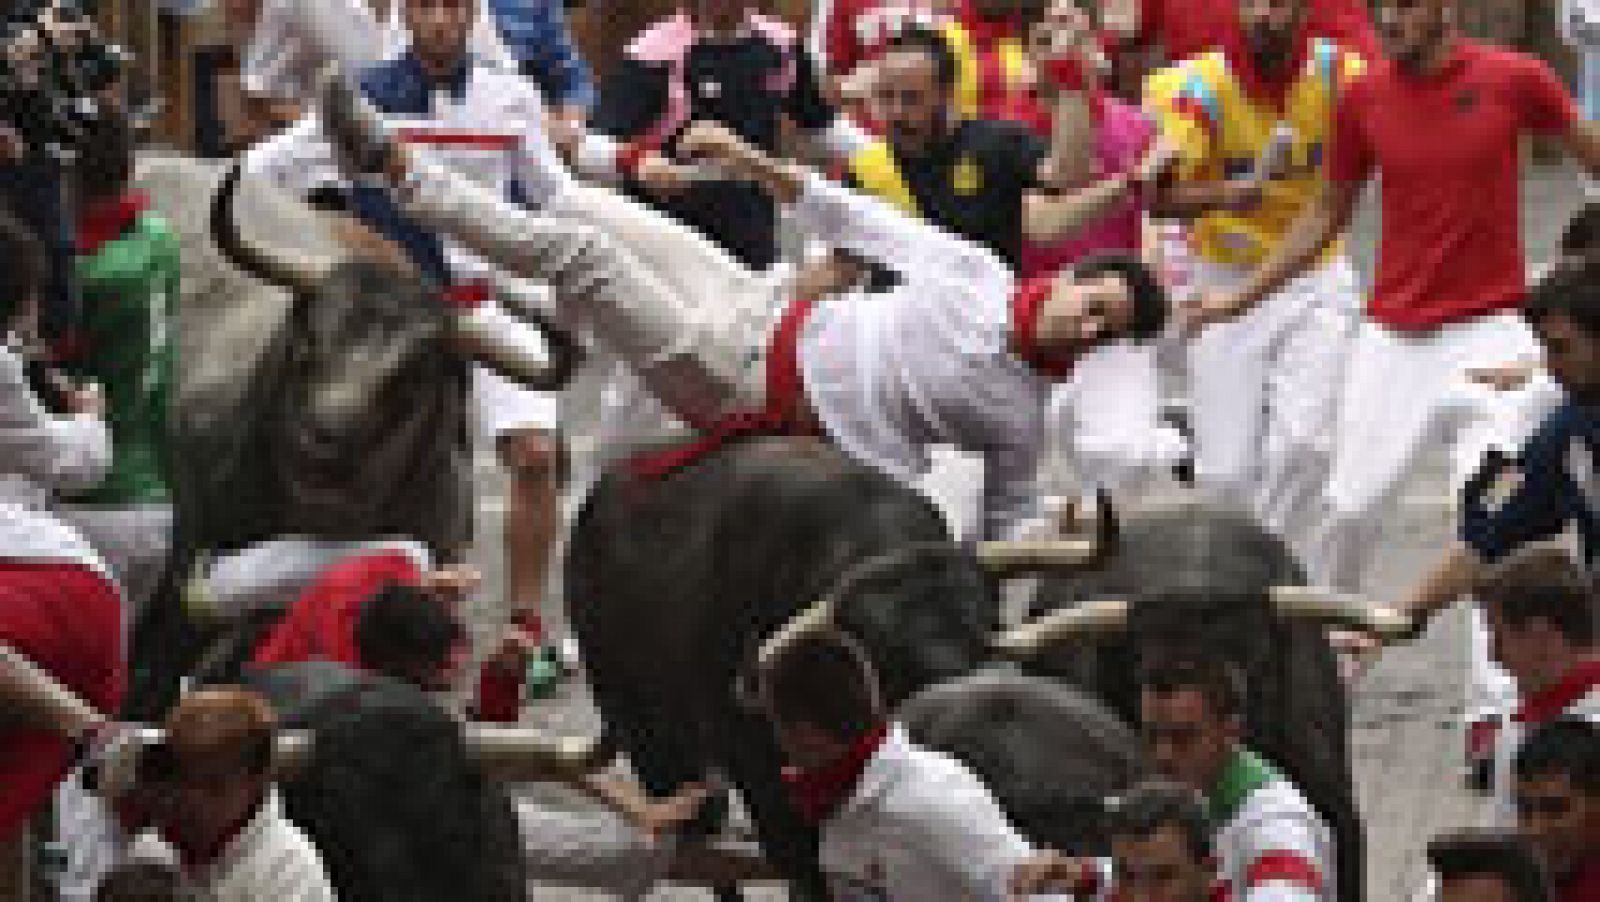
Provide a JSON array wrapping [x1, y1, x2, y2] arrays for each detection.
[[571, 439, 1361, 900]]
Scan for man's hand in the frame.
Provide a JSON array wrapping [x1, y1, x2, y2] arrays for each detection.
[[81, 724, 159, 800], [1008, 851, 1097, 898], [634, 153, 695, 198], [675, 121, 762, 177], [625, 782, 712, 840], [1179, 289, 1248, 336], [1132, 136, 1180, 186], [417, 565, 481, 604], [61, 380, 104, 418]]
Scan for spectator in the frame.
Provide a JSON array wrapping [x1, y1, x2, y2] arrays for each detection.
[[53, 111, 179, 620], [756, 627, 1100, 899], [575, 0, 868, 270], [1426, 830, 1553, 902], [1100, 0, 1377, 73], [1513, 718, 1600, 902], [119, 687, 336, 900], [483, 0, 598, 121], [94, 860, 184, 902], [1103, 781, 1225, 902], [1138, 655, 1335, 900], [1469, 546, 1600, 826]]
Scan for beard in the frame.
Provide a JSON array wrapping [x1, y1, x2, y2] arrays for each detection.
[[1246, 30, 1290, 75]]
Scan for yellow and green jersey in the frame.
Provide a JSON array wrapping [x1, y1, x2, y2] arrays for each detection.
[[1144, 39, 1365, 268]]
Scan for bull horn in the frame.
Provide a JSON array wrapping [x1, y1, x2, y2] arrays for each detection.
[[273, 726, 608, 782], [990, 598, 1130, 659], [1269, 585, 1415, 642], [756, 595, 837, 668], [975, 537, 1100, 577], [209, 161, 324, 294]]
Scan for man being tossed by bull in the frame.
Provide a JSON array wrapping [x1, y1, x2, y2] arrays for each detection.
[[312, 65, 1169, 540]]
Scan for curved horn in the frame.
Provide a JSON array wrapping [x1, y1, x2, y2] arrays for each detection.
[[209, 161, 323, 294], [990, 598, 1130, 659], [975, 537, 1100, 577], [756, 594, 838, 668], [1269, 585, 1415, 642], [452, 278, 583, 392], [273, 726, 608, 783]]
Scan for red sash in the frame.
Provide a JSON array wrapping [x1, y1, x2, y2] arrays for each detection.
[[628, 295, 823, 480]]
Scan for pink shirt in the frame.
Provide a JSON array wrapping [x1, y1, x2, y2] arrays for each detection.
[[1019, 95, 1153, 279]]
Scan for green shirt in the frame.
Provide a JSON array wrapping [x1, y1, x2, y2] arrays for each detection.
[[65, 211, 179, 506]]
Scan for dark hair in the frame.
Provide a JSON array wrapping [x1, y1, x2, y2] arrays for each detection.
[[1136, 655, 1247, 721], [882, 25, 961, 90], [1524, 256, 1600, 338], [94, 861, 184, 902], [1476, 544, 1597, 647], [759, 628, 885, 742], [1514, 717, 1600, 797], [1560, 204, 1600, 258], [75, 112, 135, 204], [353, 582, 465, 682], [1073, 253, 1169, 341], [0, 209, 45, 327], [1426, 830, 1553, 902], [1104, 780, 1213, 862]]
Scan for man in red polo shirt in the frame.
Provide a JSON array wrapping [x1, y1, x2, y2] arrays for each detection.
[[1188, 0, 1600, 745]]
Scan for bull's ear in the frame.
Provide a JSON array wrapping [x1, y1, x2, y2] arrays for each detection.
[[990, 598, 1130, 659], [1268, 585, 1414, 641]]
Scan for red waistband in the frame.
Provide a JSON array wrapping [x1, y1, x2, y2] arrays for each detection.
[[628, 295, 822, 480]]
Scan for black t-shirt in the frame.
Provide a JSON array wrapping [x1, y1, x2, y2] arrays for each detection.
[[594, 33, 837, 271], [850, 118, 1047, 272]]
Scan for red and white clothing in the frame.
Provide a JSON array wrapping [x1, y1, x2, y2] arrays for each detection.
[[1487, 659, 1600, 828], [0, 343, 110, 512], [1208, 749, 1335, 902], [813, 0, 953, 80], [0, 510, 124, 841], [810, 724, 1106, 900], [1321, 41, 1580, 718], [390, 152, 1070, 537]]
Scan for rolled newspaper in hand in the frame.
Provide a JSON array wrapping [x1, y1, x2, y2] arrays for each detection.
[[1251, 124, 1297, 183]]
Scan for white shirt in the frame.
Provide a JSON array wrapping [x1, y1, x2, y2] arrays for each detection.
[[0, 343, 109, 513], [242, 0, 512, 104], [1487, 679, 1600, 828], [1214, 779, 1335, 902], [821, 725, 1087, 901], [129, 790, 337, 902], [788, 176, 1049, 540]]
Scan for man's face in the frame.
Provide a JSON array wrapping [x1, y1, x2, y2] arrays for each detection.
[[1111, 826, 1213, 902], [1482, 606, 1548, 687], [874, 49, 950, 153], [1515, 773, 1600, 879], [405, 0, 474, 69], [1042, 271, 1137, 352], [1238, 0, 1306, 71], [1436, 875, 1517, 902], [1140, 689, 1240, 793], [1375, 0, 1451, 70], [1533, 312, 1600, 402]]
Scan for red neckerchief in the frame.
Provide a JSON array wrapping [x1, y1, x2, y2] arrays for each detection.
[[1224, 28, 1314, 108], [781, 722, 891, 824], [77, 192, 150, 256], [1513, 658, 1600, 726], [165, 794, 267, 873], [1011, 275, 1078, 381], [628, 293, 823, 479], [1558, 856, 1600, 902]]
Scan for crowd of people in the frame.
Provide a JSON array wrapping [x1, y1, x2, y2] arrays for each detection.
[[2, 0, 1599, 899]]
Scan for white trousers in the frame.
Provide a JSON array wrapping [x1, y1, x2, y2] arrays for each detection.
[[1049, 340, 1187, 499], [514, 798, 671, 899], [55, 504, 173, 626], [400, 158, 781, 427], [1318, 312, 1545, 722], [1188, 256, 1359, 586]]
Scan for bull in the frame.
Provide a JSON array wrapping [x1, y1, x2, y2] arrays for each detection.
[[572, 444, 1405, 900]]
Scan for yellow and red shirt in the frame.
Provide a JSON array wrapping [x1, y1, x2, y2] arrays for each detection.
[[1146, 37, 1365, 269]]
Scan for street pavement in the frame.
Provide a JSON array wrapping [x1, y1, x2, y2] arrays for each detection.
[[157, 149, 1589, 899]]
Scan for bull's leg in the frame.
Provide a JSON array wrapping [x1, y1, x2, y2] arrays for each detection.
[[714, 708, 830, 901]]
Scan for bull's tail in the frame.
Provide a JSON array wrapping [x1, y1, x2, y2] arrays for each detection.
[[208, 161, 318, 294]]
